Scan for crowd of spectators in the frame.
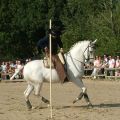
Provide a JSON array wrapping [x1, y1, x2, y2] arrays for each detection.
[[0, 55, 120, 80], [84, 55, 120, 79], [0, 58, 31, 80]]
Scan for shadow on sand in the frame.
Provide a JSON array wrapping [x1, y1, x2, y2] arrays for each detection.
[[53, 103, 120, 110], [36, 103, 120, 110]]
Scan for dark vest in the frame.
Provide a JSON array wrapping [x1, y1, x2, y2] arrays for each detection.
[[37, 36, 63, 54]]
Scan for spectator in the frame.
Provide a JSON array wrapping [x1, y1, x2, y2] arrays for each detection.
[[7, 66, 15, 78], [103, 55, 108, 63], [10, 61, 16, 69], [6, 62, 11, 79], [1, 61, 7, 80], [92, 56, 102, 79], [108, 56, 115, 76], [14, 60, 23, 79], [102, 55, 108, 68], [115, 56, 120, 76]]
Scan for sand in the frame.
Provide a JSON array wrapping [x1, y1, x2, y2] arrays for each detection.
[[0, 79, 120, 120]]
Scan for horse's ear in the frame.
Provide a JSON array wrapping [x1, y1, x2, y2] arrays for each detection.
[[92, 39, 97, 44]]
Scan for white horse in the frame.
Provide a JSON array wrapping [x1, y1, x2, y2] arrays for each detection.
[[12, 40, 97, 109]]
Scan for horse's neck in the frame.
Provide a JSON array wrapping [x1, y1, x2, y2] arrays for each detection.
[[67, 52, 84, 63], [67, 44, 85, 63]]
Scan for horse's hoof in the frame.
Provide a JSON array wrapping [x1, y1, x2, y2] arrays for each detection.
[[73, 100, 76, 104], [88, 102, 93, 108], [27, 107, 32, 111], [73, 98, 79, 104], [42, 97, 50, 104], [47, 104, 50, 107], [32, 106, 36, 109]]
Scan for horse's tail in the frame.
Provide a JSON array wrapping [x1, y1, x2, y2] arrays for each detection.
[[10, 66, 24, 80]]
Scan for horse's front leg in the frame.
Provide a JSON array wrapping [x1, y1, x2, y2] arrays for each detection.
[[72, 77, 93, 107]]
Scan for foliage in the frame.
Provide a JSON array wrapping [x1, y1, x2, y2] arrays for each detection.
[[0, 0, 120, 60]]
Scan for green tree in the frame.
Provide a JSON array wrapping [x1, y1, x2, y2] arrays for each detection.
[[0, 0, 120, 60]]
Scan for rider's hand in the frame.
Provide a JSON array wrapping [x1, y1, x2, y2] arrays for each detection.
[[60, 48, 64, 53], [44, 47, 49, 53]]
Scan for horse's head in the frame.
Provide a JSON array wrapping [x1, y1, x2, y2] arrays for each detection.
[[84, 39, 97, 63], [68, 39, 97, 63]]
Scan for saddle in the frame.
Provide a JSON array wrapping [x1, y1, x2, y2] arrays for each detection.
[[43, 52, 65, 68], [43, 53, 67, 83], [43, 57, 54, 68]]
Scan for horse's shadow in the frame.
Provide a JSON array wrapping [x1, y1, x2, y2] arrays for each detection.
[[37, 103, 120, 110], [92, 103, 120, 108], [53, 103, 120, 110]]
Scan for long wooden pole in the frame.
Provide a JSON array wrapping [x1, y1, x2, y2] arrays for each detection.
[[49, 19, 52, 118]]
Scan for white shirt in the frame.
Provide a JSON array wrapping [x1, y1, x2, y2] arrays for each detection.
[[115, 59, 120, 68], [108, 59, 115, 68], [94, 59, 101, 68], [1, 64, 6, 72]]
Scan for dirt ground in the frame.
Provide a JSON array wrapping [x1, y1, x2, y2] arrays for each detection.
[[0, 79, 120, 120]]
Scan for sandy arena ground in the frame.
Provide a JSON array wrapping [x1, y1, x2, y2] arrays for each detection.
[[0, 79, 120, 120]]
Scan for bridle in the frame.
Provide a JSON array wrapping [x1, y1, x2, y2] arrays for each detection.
[[83, 42, 94, 62]]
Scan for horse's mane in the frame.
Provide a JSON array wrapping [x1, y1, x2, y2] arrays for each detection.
[[69, 40, 89, 51]]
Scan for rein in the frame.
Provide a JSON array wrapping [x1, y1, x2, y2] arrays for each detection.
[[66, 53, 85, 64]]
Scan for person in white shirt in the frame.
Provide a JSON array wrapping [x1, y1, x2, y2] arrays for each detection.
[[115, 56, 120, 68], [102, 55, 108, 68], [1, 62, 6, 73], [108, 56, 115, 76], [1, 61, 7, 80], [115, 56, 120, 76], [10, 60, 25, 80], [92, 56, 102, 79]]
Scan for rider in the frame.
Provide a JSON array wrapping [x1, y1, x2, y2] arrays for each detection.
[[37, 26, 63, 57], [37, 22, 68, 83]]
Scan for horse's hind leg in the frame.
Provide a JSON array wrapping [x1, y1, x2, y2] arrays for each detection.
[[41, 96, 50, 104], [24, 84, 34, 109], [34, 83, 50, 105]]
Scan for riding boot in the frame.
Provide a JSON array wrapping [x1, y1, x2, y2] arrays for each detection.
[[63, 77, 69, 83]]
